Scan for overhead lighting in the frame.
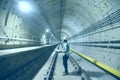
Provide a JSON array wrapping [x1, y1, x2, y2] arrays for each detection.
[[18, 1, 32, 12], [46, 29, 49, 33]]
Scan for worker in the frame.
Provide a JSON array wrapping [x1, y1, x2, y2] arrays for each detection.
[[57, 36, 70, 75]]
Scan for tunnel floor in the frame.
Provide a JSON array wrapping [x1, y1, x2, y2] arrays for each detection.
[[33, 48, 117, 80], [0, 45, 118, 80], [33, 53, 81, 80], [54, 53, 81, 80]]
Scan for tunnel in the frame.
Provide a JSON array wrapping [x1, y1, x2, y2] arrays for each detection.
[[0, 0, 120, 80]]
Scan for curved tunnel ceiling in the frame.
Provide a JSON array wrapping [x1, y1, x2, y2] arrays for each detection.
[[0, 0, 120, 42], [0, 0, 120, 79], [34, 0, 117, 41]]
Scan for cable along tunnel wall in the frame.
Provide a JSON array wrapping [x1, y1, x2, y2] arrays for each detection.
[[69, 9, 120, 80], [0, 45, 57, 80]]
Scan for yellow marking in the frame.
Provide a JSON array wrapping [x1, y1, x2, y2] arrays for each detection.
[[70, 49, 120, 78]]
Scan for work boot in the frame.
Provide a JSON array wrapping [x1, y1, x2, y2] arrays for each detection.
[[63, 72, 68, 75]]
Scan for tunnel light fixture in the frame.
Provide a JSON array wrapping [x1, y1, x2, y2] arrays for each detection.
[[46, 29, 49, 33], [18, 1, 32, 13]]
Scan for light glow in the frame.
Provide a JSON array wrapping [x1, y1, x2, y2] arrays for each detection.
[[46, 29, 49, 33], [18, 1, 32, 12]]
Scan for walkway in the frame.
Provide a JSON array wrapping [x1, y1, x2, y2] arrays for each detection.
[[54, 53, 81, 80]]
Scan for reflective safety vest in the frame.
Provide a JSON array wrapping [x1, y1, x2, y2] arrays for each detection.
[[62, 43, 69, 54]]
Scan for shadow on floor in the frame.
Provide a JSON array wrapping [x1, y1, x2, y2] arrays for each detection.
[[67, 70, 91, 80], [67, 70, 82, 76], [84, 70, 107, 78], [67, 70, 107, 79]]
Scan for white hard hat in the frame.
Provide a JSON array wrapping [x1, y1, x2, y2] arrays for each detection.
[[63, 36, 67, 40]]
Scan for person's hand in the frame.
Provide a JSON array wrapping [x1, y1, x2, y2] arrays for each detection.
[[56, 49, 62, 53]]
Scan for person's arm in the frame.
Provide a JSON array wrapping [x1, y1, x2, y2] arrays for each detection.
[[56, 44, 63, 53], [56, 44, 66, 53]]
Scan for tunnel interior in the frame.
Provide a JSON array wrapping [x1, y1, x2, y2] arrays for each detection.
[[0, 0, 120, 80]]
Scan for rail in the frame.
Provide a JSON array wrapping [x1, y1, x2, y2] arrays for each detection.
[[69, 54, 91, 80], [68, 54, 82, 74], [70, 49, 120, 79], [44, 48, 58, 80]]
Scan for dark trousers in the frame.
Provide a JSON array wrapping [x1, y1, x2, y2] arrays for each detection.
[[63, 54, 69, 73]]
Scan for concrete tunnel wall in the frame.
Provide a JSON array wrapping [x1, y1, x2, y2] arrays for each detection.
[[0, 45, 57, 80], [0, 0, 57, 46], [68, 0, 120, 74], [0, 0, 120, 79], [59, 0, 120, 79]]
